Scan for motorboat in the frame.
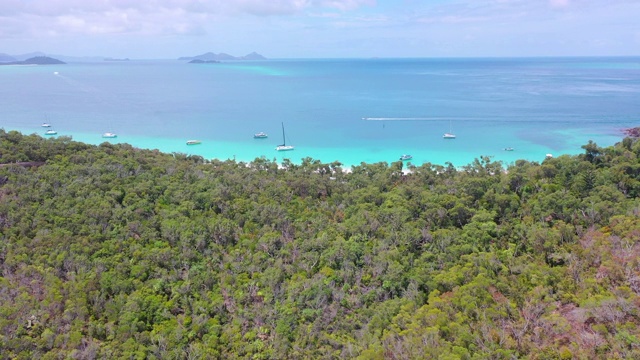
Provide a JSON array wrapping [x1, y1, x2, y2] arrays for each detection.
[[44, 129, 57, 135], [102, 132, 117, 138], [186, 140, 202, 145], [254, 132, 268, 139], [400, 154, 413, 161]]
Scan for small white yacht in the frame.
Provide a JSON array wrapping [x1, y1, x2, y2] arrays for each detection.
[[254, 132, 268, 139], [44, 129, 57, 135], [400, 154, 413, 161], [102, 132, 117, 138], [186, 140, 202, 145]]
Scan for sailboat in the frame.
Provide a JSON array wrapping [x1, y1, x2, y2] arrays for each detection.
[[41, 114, 51, 128], [102, 120, 117, 138], [102, 121, 117, 138], [443, 120, 456, 139], [275, 122, 294, 151]]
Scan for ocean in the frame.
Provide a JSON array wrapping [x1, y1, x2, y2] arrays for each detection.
[[1, 57, 639, 168]]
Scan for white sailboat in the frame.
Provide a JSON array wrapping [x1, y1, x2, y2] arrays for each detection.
[[443, 120, 456, 139], [276, 122, 294, 151], [101, 114, 118, 138], [102, 120, 117, 138], [102, 121, 117, 138], [41, 114, 52, 128]]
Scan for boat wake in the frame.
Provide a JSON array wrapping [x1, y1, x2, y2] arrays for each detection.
[[362, 116, 629, 124], [362, 117, 452, 121]]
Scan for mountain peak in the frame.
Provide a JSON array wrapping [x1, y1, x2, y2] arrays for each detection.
[[178, 51, 267, 61]]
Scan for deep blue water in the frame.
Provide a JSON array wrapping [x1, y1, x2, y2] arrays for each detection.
[[1, 57, 639, 167]]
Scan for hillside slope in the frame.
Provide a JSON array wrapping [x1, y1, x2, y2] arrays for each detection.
[[1, 130, 639, 359]]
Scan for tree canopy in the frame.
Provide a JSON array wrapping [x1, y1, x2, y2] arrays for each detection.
[[1, 129, 640, 359]]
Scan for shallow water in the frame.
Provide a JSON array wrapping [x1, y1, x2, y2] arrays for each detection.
[[1, 57, 638, 167]]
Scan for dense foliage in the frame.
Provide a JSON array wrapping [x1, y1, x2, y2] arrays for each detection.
[[1, 129, 640, 359]]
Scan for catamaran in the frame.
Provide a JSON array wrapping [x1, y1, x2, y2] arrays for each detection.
[[42, 115, 52, 128], [276, 123, 294, 151], [443, 120, 456, 139]]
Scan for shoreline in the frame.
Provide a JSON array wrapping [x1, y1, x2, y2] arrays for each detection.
[[0, 126, 558, 169], [624, 127, 640, 138], [3, 126, 634, 171], [2, 58, 637, 170]]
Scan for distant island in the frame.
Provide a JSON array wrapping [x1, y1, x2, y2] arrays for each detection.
[[0, 52, 16, 62], [179, 51, 266, 61], [3, 51, 104, 62], [0, 56, 65, 65], [0, 51, 267, 63]]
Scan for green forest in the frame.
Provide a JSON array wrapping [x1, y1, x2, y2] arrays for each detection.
[[1, 129, 639, 359]]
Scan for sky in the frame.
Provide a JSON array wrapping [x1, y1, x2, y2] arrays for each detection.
[[1, 0, 639, 58]]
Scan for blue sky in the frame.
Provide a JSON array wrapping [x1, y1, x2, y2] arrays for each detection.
[[1, 0, 638, 58]]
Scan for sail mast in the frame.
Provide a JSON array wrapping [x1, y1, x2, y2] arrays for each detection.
[[275, 122, 294, 151], [281, 122, 286, 146]]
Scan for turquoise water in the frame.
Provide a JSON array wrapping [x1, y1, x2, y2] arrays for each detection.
[[1, 57, 638, 167]]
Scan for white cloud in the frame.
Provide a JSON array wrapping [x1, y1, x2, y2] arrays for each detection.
[[549, 0, 570, 8], [317, 0, 376, 11], [0, 0, 637, 57], [0, 0, 375, 18], [56, 15, 87, 30], [0, 0, 376, 40]]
